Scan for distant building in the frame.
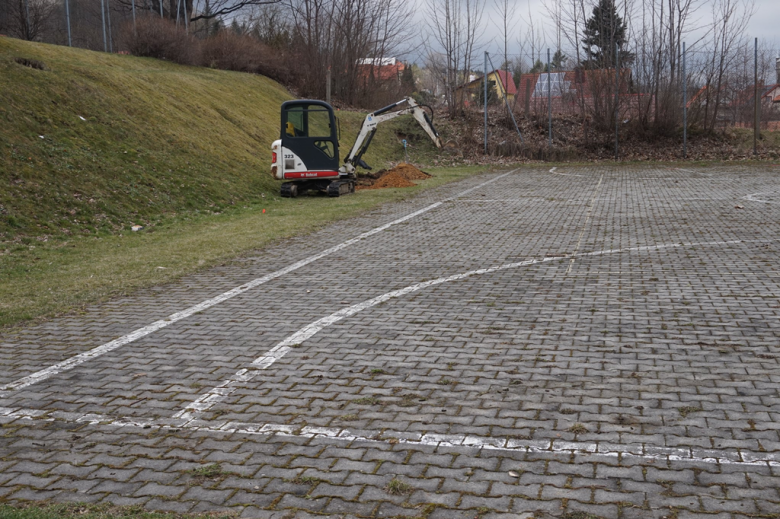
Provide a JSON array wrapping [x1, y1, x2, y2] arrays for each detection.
[[515, 68, 631, 101], [356, 57, 406, 83], [458, 69, 517, 104]]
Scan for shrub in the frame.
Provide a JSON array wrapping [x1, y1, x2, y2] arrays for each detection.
[[121, 17, 200, 66], [201, 31, 261, 72], [201, 31, 294, 85]]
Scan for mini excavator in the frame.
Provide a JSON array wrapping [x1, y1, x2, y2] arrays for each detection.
[[271, 97, 442, 197]]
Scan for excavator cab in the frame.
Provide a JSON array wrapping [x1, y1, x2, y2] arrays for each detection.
[[279, 100, 339, 175]]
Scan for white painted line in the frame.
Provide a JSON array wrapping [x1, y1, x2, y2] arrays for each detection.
[[549, 166, 585, 177], [744, 193, 780, 205], [0, 169, 517, 397], [176, 237, 749, 421], [2, 405, 779, 468]]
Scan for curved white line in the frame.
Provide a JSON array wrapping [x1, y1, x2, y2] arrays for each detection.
[[175, 238, 748, 421], [0, 170, 518, 397], [744, 192, 780, 205]]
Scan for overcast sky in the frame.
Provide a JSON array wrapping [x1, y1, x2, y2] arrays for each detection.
[[411, 0, 779, 64]]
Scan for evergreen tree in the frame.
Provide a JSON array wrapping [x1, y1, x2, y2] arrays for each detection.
[[476, 79, 497, 105], [581, 0, 633, 68], [401, 63, 415, 94], [551, 50, 567, 70]]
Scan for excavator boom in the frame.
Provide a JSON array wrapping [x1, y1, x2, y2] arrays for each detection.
[[343, 97, 442, 173]]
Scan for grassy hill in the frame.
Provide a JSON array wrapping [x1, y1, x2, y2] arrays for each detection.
[[0, 37, 440, 244], [0, 37, 464, 328]]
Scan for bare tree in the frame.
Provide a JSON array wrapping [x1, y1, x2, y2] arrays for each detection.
[[2, 0, 56, 40], [424, 0, 485, 114], [699, 0, 754, 131], [494, 0, 516, 98]]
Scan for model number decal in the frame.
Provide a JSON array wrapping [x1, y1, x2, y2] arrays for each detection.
[[284, 154, 294, 159]]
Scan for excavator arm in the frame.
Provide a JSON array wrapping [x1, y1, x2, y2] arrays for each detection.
[[341, 97, 442, 174]]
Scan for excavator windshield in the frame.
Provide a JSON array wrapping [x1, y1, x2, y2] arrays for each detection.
[[282, 104, 333, 139], [280, 100, 340, 172]]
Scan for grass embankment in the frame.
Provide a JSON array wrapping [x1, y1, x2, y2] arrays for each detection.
[[0, 503, 234, 519], [0, 37, 477, 328]]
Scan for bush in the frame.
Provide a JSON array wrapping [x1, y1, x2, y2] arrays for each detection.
[[121, 20, 299, 88], [201, 31, 294, 85], [201, 31, 261, 72], [121, 17, 200, 66]]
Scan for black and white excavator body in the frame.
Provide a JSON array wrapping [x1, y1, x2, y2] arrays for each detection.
[[271, 97, 441, 197]]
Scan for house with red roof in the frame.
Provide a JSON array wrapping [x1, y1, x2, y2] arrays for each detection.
[[356, 58, 406, 83], [458, 69, 517, 103]]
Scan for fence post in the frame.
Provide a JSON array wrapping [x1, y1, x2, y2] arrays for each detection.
[[326, 68, 331, 105], [487, 53, 524, 143], [614, 43, 619, 161], [524, 79, 531, 116], [484, 51, 488, 155], [683, 41, 687, 158], [100, 0, 107, 51], [23, 0, 31, 39], [107, 0, 113, 52], [547, 48, 552, 147], [754, 37, 759, 155], [64, 0, 72, 46]]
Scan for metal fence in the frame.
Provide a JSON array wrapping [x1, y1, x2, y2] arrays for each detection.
[[475, 43, 780, 159]]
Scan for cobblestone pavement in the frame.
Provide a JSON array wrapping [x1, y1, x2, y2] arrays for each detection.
[[2, 165, 780, 519]]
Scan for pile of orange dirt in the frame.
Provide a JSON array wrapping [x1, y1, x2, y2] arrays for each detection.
[[357, 163, 432, 190]]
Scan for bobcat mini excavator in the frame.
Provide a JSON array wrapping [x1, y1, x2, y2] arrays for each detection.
[[271, 97, 442, 197]]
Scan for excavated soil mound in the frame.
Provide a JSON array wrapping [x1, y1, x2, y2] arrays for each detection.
[[368, 172, 416, 189], [357, 163, 431, 190], [390, 162, 432, 181]]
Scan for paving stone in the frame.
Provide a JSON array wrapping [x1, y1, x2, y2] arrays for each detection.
[[2, 166, 780, 517]]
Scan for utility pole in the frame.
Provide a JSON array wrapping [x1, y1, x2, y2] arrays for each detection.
[[65, 0, 72, 46], [484, 51, 488, 155], [614, 43, 619, 161], [23, 0, 30, 40], [754, 37, 759, 155], [107, 0, 113, 53], [683, 42, 687, 159], [100, 0, 107, 51], [547, 48, 552, 147], [326, 68, 332, 105]]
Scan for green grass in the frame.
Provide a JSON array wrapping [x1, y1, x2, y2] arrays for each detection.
[[0, 164, 483, 328], [0, 503, 236, 519], [0, 37, 483, 328], [0, 38, 443, 244]]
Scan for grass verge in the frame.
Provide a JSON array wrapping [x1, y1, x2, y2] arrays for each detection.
[[0, 503, 236, 519], [0, 165, 486, 329]]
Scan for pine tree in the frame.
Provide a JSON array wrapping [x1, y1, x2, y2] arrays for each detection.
[[581, 0, 633, 68], [530, 60, 545, 74], [551, 50, 567, 70], [476, 79, 497, 105]]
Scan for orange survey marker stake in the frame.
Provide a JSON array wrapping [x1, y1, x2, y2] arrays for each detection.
[[262, 209, 266, 214]]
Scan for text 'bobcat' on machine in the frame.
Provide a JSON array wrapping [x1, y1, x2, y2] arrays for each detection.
[[271, 97, 442, 197]]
